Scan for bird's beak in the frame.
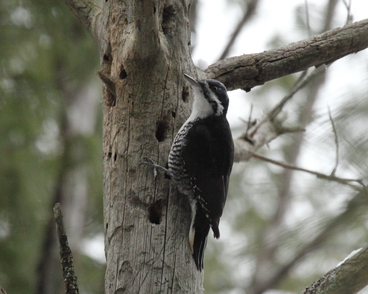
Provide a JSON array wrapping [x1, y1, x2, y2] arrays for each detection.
[[184, 74, 200, 87]]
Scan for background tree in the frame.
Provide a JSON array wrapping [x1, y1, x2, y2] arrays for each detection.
[[0, 0, 103, 293], [1, 0, 368, 293]]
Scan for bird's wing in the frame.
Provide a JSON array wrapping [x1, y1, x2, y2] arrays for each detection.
[[182, 121, 233, 222]]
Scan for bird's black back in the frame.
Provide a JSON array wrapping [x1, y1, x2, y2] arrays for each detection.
[[182, 114, 234, 228]]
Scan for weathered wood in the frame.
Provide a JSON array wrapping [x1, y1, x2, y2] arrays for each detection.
[[100, 1, 203, 293]]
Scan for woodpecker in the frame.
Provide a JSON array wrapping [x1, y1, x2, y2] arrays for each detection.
[[167, 74, 234, 270]]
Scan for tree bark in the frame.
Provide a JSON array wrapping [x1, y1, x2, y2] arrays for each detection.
[[205, 18, 368, 91], [99, 1, 203, 293], [302, 246, 368, 294], [59, 0, 368, 293]]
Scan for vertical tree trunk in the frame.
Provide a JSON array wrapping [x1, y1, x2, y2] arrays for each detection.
[[101, 0, 203, 292]]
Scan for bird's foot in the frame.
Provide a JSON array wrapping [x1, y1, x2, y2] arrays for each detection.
[[140, 157, 171, 179]]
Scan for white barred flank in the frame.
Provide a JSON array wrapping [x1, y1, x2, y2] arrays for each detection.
[[168, 121, 193, 185], [168, 126, 194, 196]]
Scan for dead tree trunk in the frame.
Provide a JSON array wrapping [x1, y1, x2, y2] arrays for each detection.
[[99, 1, 203, 293]]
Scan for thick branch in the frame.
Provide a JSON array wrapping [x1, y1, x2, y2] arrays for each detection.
[[302, 246, 368, 294], [205, 18, 368, 91], [60, 0, 101, 40]]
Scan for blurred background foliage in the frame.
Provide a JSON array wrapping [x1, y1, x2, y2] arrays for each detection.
[[0, 0, 103, 293], [1, 0, 368, 293]]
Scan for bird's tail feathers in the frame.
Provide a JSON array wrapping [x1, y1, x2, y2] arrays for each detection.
[[211, 219, 220, 239], [189, 204, 211, 271]]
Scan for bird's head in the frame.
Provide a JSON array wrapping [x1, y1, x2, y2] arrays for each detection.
[[184, 74, 229, 119]]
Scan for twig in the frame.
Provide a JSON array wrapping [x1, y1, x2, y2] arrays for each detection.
[[233, 71, 316, 162], [238, 104, 257, 132], [251, 152, 363, 190], [304, 0, 311, 37], [341, 0, 353, 24], [217, 0, 259, 60], [245, 104, 255, 133], [53, 203, 79, 294], [328, 107, 339, 176], [248, 67, 324, 138]]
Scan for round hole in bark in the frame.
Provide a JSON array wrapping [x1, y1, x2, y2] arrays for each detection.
[[119, 66, 127, 79], [162, 5, 176, 35], [155, 120, 169, 142], [182, 86, 189, 102], [148, 200, 163, 224]]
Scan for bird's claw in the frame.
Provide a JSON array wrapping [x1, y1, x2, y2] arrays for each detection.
[[140, 157, 159, 178], [140, 157, 171, 179]]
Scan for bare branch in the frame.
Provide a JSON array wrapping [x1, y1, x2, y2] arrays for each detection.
[[233, 112, 287, 162], [233, 108, 302, 163], [218, 0, 259, 60], [251, 152, 362, 190], [204, 19, 368, 91], [323, 0, 339, 32], [328, 107, 340, 176], [245, 104, 255, 134], [304, 0, 311, 37], [60, 0, 101, 40], [234, 66, 355, 188], [53, 203, 79, 294], [302, 246, 368, 294], [232, 68, 328, 163], [342, 0, 353, 24], [247, 67, 324, 138]]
